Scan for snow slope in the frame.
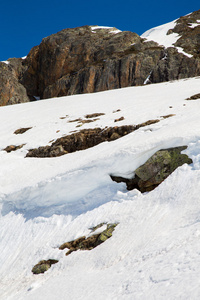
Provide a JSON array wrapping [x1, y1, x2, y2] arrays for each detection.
[[1, 77, 200, 299], [141, 19, 193, 58]]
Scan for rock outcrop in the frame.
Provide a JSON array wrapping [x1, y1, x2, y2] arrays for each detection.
[[59, 223, 118, 256], [21, 26, 163, 99], [168, 10, 200, 58], [0, 60, 29, 106], [32, 259, 58, 275], [111, 146, 193, 192], [32, 223, 117, 274], [26, 120, 160, 158], [1, 10, 200, 105]]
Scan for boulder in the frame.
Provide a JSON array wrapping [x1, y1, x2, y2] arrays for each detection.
[[32, 259, 58, 275], [111, 146, 193, 192]]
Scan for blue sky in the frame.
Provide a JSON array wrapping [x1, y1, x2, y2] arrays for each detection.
[[0, 0, 199, 61]]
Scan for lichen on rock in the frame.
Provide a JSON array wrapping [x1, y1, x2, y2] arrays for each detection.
[[111, 146, 193, 192], [32, 259, 58, 275], [59, 223, 118, 256]]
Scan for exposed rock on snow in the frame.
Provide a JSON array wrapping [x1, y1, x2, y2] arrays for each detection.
[[59, 223, 118, 255], [114, 116, 125, 122], [32, 259, 58, 275], [3, 144, 25, 153], [85, 113, 105, 118], [186, 93, 200, 100], [111, 146, 193, 192], [14, 127, 32, 134], [32, 223, 117, 275], [26, 120, 160, 158]]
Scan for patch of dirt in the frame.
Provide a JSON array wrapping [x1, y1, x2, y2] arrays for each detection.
[[14, 127, 32, 134]]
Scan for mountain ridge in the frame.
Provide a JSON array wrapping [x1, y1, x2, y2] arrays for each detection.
[[0, 9, 199, 106]]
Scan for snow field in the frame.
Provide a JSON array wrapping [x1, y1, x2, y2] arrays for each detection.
[[0, 77, 200, 299]]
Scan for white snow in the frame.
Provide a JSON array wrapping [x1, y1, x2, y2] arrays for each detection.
[[91, 25, 122, 34], [188, 20, 200, 28], [1, 56, 27, 64], [141, 20, 179, 48], [1, 77, 200, 299], [1, 60, 9, 64], [143, 70, 152, 84], [141, 19, 193, 58]]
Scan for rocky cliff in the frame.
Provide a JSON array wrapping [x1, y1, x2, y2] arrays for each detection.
[[0, 9, 200, 106]]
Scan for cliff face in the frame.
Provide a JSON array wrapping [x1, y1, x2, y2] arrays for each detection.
[[0, 59, 29, 106], [0, 9, 200, 106], [21, 26, 163, 99]]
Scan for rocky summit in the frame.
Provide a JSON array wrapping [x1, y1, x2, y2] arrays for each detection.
[[0, 9, 200, 106]]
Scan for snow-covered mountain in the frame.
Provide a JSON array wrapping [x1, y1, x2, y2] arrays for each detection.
[[1, 11, 200, 299]]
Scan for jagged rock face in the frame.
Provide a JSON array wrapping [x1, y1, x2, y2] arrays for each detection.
[[21, 26, 165, 99], [148, 10, 200, 83], [149, 47, 200, 83], [0, 61, 29, 106], [169, 10, 200, 58], [21, 11, 200, 100]]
